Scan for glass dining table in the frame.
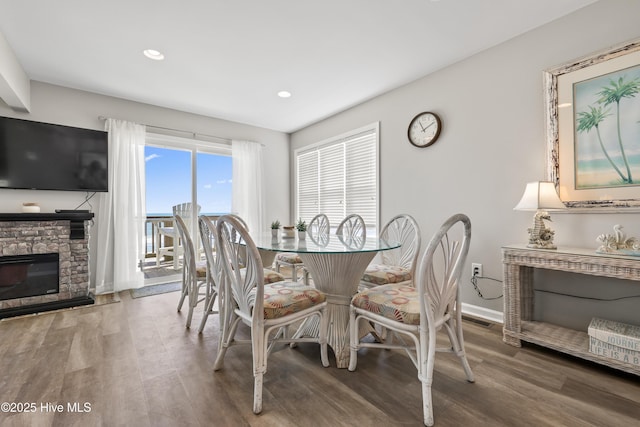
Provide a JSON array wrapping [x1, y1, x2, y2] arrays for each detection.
[[252, 232, 400, 368]]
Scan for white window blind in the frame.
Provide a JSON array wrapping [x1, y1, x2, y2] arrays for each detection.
[[296, 123, 378, 233], [297, 150, 319, 221]]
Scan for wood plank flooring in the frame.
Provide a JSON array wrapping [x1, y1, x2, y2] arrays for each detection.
[[0, 290, 638, 426]]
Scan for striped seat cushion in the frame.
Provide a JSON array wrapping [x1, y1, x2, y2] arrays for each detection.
[[351, 284, 419, 325], [250, 282, 326, 319], [361, 264, 412, 285]]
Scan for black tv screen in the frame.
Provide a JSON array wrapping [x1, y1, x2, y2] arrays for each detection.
[[0, 116, 108, 192]]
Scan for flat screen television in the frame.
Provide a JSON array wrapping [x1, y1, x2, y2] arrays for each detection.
[[0, 116, 108, 192]]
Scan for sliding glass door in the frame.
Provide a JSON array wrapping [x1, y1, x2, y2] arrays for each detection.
[[146, 146, 191, 218], [196, 152, 232, 217], [143, 134, 232, 284]]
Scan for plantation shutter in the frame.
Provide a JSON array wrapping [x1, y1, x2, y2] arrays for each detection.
[[295, 123, 378, 234], [345, 130, 377, 228], [297, 150, 318, 221], [318, 143, 345, 226]]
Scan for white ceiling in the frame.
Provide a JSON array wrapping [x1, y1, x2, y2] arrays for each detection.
[[0, 0, 596, 133]]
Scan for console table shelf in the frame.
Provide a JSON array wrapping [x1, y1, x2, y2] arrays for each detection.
[[502, 244, 640, 376]]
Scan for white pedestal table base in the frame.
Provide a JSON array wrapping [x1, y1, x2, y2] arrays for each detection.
[[296, 251, 376, 368]]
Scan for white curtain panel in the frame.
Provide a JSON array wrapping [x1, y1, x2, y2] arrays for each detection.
[[231, 140, 265, 233], [95, 118, 146, 293]]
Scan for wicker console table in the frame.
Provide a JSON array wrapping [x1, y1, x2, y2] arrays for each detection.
[[502, 244, 640, 376]]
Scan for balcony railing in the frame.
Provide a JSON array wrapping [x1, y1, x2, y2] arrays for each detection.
[[143, 214, 221, 272]]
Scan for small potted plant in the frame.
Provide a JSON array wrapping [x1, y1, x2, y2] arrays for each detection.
[[296, 218, 307, 240], [271, 220, 280, 237]]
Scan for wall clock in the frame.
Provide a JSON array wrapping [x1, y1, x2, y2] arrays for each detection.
[[407, 112, 442, 148]]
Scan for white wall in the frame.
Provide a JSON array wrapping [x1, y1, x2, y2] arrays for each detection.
[[0, 81, 290, 285], [291, 0, 640, 319]]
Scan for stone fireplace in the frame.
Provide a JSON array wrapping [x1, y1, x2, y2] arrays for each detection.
[[0, 212, 94, 318]]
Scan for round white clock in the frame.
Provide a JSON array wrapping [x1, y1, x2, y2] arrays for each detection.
[[408, 112, 442, 148]]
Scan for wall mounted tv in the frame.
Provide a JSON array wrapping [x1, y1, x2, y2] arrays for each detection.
[[0, 116, 108, 192]]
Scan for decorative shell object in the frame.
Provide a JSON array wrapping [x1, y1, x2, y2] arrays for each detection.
[[596, 224, 640, 256]]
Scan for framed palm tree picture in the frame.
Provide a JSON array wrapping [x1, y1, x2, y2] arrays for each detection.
[[544, 38, 640, 211]]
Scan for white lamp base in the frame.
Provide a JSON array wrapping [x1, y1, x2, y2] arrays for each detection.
[[526, 210, 557, 250]]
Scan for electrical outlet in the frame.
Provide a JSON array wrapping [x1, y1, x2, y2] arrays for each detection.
[[472, 263, 483, 278]]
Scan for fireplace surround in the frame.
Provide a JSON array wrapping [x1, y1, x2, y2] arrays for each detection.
[[0, 212, 94, 318]]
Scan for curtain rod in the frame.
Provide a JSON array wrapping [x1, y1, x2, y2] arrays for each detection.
[[98, 115, 232, 144]]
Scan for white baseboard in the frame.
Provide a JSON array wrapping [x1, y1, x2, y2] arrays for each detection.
[[461, 302, 503, 325]]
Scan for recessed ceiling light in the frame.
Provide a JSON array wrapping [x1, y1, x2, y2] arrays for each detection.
[[143, 49, 165, 60], [277, 91, 292, 98]]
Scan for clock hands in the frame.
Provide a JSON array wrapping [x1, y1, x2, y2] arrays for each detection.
[[417, 120, 435, 134]]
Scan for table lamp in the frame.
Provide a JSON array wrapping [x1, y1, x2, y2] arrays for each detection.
[[514, 181, 565, 249]]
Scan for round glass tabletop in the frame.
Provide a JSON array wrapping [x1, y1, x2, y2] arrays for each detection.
[[252, 232, 400, 254]]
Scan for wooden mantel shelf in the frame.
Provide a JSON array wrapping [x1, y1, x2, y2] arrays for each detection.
[[0, 212, 94, 239], [0, 212, 94, 221]]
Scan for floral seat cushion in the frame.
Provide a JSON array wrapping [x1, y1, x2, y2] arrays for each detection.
[[275, 252, 303, 264], [351, 284, 419, 325], [361, 264, 412, 285], [263, 268, 285, 284], [240, 268, 285, 284], [250, 282, 326, 319]]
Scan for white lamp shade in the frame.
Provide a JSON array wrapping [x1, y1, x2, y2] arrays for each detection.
[[514, 181, 566, 211]]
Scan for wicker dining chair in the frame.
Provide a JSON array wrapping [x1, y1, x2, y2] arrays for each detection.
[[274, 246, 305, 281], [308, 213, 330, 245], [197, 215, 222, 333], [337, 213, 366, 239], [197, 214, 287, 332], [228, 213, 286, 285], [298, 213, 330, 284], [213, 214, 329, 414], [348, 214, 474, 426], [274, 215, 319, 281], [360, 214, 421, 289], [174, 215, 208, 328], [157, 203, 201, 268]]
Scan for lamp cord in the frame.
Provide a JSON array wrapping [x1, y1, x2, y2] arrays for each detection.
[[470, 274, 503, 300], [534, 289, 640, 301], [469, 274, 640, 301]]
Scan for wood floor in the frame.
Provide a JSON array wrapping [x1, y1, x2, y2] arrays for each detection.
[[0, 290, 638, 427]]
